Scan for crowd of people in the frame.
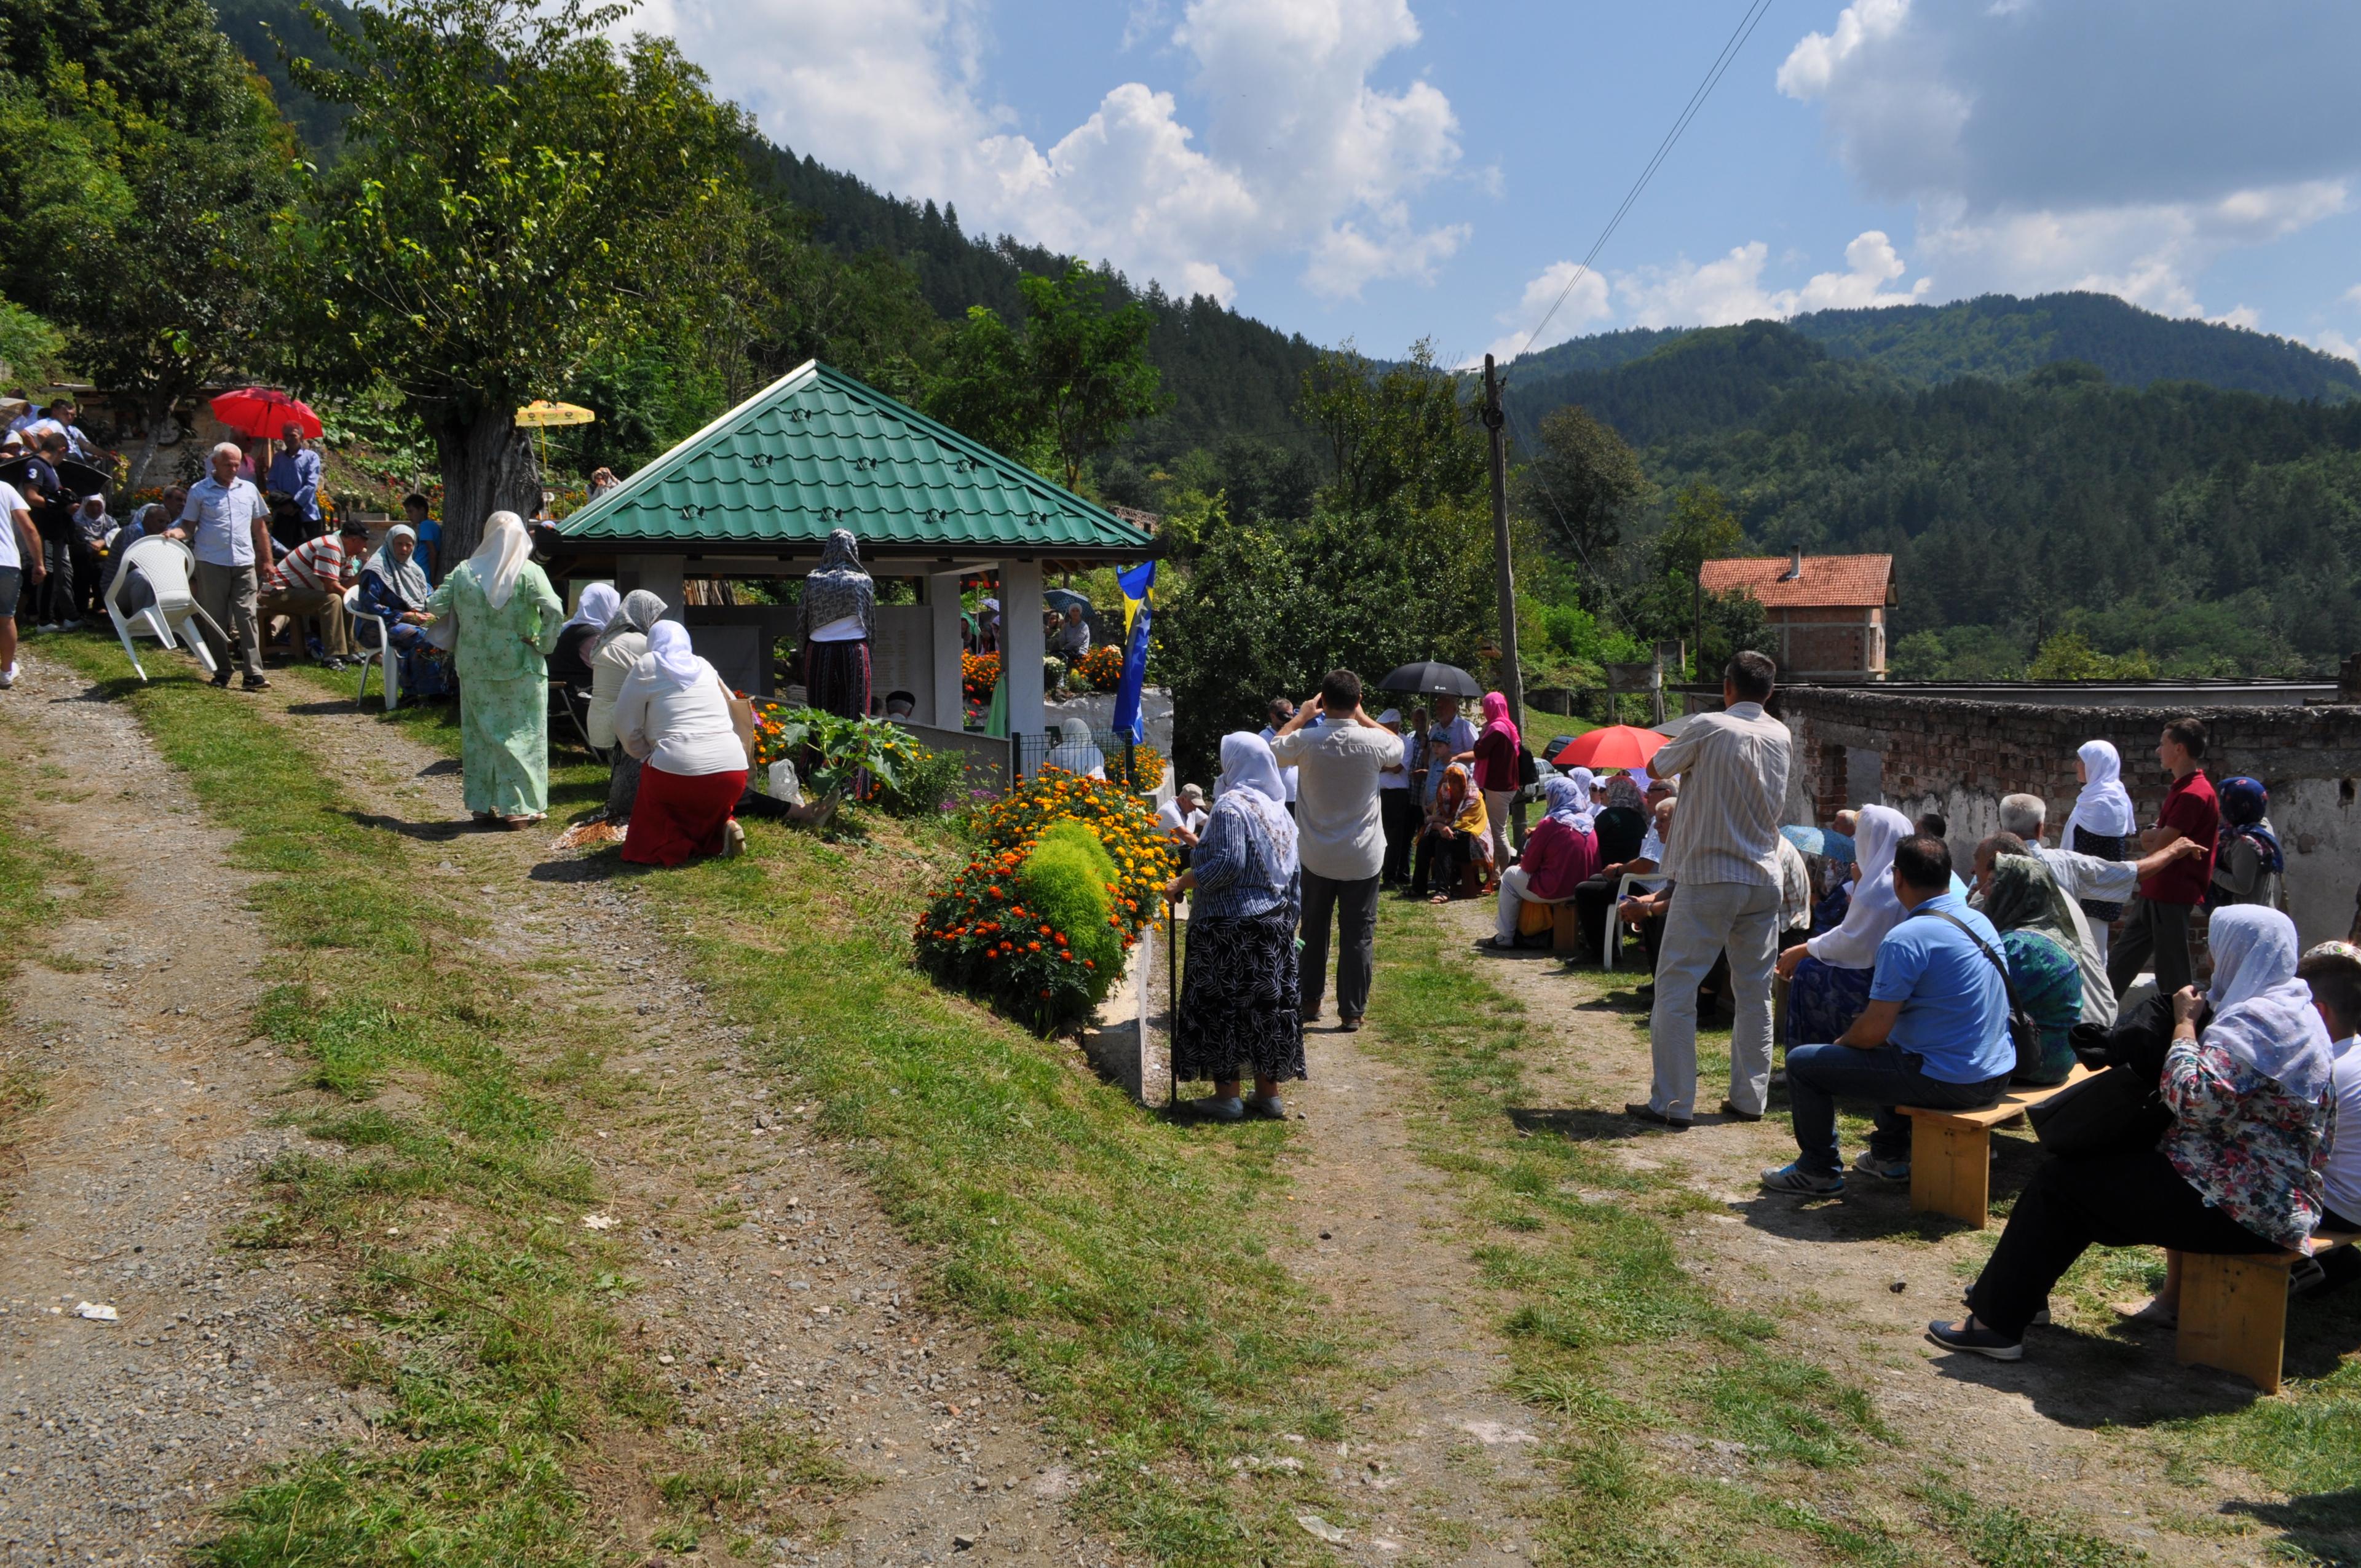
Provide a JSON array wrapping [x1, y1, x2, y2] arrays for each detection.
[[1159, 648, 2357, 1372]]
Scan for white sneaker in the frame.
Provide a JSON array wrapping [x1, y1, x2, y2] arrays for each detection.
[[0, 667, 14, 689]]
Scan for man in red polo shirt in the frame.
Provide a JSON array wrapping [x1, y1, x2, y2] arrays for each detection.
[[2106, 715, 2218, 1000]]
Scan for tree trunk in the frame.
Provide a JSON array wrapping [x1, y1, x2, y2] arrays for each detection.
[[432, 410, 542, 565], [125, 390, 175, 494]]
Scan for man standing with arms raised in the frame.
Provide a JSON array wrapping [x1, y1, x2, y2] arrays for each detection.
[[1628, 650, 1792, 1128], [1270, 668, 1401, 1033]]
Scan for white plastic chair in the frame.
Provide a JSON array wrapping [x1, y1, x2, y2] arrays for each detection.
[[105, 536, 224, 683], [1603, 871, 1671, 970], [346, 584, 400, 710]]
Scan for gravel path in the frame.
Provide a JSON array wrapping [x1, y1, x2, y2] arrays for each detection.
[[0, 651, 362, 1566]]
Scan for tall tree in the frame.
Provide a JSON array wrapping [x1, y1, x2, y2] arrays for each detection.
[[0, 0, 295, 487], [1518, 402, 1649, 590], [1297, 341, 1486, 515], [282, 0, 752, 558], [925, 261, 1165, 489]]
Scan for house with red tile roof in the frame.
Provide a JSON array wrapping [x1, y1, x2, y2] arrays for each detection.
[[1698, 551, 1894, 681]]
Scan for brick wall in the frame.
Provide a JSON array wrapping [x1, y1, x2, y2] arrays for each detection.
[[1767, 606, 1884, 679], [1778, 688, 2361, 944]]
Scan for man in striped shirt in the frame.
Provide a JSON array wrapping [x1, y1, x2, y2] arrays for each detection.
[[1627, 649, 1793, 1129], [260, 522, 368, 665]]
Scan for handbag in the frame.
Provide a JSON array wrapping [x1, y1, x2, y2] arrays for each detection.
[[1516, 746, 1540, 788], [724, 681, 757, 769], [2025, 1064, 2172, 1157], [1915, 909, 2043, 1082]]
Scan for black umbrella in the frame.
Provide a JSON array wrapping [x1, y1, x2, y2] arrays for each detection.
[[1374, 659, 1484, 698], [54, 459, 109, 500]]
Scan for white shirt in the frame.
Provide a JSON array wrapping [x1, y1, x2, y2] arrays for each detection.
[[2033, 843, 2140, 908], [809, 614, 864, 642], [1378, 731, 1410, 790], [1268, 719, 1399, 881], [1646, 701, 1792, 887], [1777, 837, 1813, 934], [612, 657, 749, 777], [0, 481, 23, 571], [1156, 799, 1208, 838], [2327, 1035, 2361, 1225], [177, 477, 269, 568]]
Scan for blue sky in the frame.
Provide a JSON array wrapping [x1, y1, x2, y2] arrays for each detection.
[[628, 0, 2361, 365]]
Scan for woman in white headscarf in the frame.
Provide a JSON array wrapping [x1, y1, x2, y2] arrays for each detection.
[[423, 510, 564, 826], [2061, 739, 2138, 957], [1166, 732, 1304, 1122], [1486, 769, 1601, 949], [587, 589, 668, 817], [550, 580, 619, 692], [1045, 716, 1108, 779], [1936, 906, 2333, 1360], [613, 620, 751, 865], [1776, 804, 1912, 1048]]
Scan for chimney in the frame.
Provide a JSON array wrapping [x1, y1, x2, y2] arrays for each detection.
[[1780, 548, 1803, 582]]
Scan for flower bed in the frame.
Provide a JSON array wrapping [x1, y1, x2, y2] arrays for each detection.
[[962, 651, 1000, 705], [914, 769, 1173, 1034], [1074, 644, 1124, 692]]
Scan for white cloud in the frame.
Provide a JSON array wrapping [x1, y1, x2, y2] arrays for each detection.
[[2314, 331, 2361, 365], [1485, 229, 1928, 358], [1776, 0, 2361, 324], [640, 0, 1466, 304]]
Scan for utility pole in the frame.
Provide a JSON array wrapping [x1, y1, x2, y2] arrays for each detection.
[[1482, 354, 1526, 845]]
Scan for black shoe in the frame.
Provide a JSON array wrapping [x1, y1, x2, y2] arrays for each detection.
[[1339, 1015, 1363, 1033], [210, 670, 232, 687], [1926, 1318, 2023, 1361], [242, 675, 272, 691], [1624, 1101, 1692, 1130], [1718, 1099, 1764, 1123]]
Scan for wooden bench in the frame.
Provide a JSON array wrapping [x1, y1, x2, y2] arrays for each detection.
[[1552, 901, 1582, 954], [1896, 1065, 2097, 1229], [2177, 1233, 2359, 1395]]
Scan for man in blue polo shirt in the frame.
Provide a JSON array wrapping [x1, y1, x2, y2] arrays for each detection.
[[1763, 833, 2014, 1194]]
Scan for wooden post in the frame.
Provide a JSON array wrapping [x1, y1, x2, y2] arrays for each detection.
[[1482, 355, 1526, 847]]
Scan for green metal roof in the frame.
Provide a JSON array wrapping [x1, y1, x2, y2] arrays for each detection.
[[556, 360, 1154, 559]]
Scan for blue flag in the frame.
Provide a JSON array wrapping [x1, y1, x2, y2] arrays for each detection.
[[1112, 559, 1156, 744]]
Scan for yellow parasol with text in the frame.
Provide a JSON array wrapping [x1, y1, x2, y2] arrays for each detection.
[[515, 400, 596, 478]]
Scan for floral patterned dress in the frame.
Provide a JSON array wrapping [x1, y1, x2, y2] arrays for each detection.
[[2161, 1035, 2330, 1252]]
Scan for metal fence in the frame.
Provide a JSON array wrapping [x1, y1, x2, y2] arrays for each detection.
[[1010, 726, 1159, 791]]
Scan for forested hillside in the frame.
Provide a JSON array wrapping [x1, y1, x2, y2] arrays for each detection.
[[1512, 291, 2361, 403]]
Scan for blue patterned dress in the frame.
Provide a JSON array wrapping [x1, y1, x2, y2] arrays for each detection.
[[1175, 794, 1303, 1083]]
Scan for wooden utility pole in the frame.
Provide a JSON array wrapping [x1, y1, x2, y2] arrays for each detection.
[[1482, 355, 1526, 844]]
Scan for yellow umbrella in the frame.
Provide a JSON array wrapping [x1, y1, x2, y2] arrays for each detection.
[[515, 400, 596, 427]]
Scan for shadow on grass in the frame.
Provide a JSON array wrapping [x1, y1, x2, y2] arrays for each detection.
[[527, 850, 646, 884], [1921, 1317, 2277, 1427], [2220, 1487, 2361, 1561], [339, 808, 476, 843], [1506, 1104, 1663, 1145]]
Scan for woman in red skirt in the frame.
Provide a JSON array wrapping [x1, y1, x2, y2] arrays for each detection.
[[613, 621, 751, 866]]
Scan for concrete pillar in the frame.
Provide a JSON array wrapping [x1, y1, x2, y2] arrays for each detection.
[[929, 570, 966, 731], [615, 554, 687, 623], [1002, 558, 1046, 760]]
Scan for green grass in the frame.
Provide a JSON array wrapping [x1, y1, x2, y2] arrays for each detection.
[[41, 639, 690, 1566], [259, 662, 1356, 1564]]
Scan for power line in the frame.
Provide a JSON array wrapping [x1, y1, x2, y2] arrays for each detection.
[[1512, 0, 1779, 362]]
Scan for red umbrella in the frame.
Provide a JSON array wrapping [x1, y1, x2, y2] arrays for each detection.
[[209, 387, 322, 440], [1549, 725, 1669, 771]]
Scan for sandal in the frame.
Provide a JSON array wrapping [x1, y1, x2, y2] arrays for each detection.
[[1427, 893, 1451, 906], [2114, 1296, 2177, 1329]]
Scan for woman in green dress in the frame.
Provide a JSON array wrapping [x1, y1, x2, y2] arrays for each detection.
[[425, 510, 564, 827]]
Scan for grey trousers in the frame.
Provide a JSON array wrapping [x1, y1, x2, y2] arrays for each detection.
[[191, 560, 263, 679], [1300, 869, 1380, 1023], [1648, 879, 1779, 1120], [2107, 895, 2195, 1000]]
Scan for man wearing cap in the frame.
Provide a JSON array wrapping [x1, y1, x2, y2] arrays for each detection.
[[1375, 707, 1418, 887], [261, 520, 369, 667]]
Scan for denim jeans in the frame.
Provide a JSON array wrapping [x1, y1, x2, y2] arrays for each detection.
[[1784, 1042, 2007, 1175]]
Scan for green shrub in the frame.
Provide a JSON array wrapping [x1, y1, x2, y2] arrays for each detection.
[[1016, 822, 1124, 1002]]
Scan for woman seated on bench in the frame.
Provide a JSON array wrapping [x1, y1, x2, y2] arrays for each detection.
[[1932, 905, 2332, 1360], [1776, 804, 1912, 1050], [1411, 761, 1489, 903], [1485, 769, 1600, 949]]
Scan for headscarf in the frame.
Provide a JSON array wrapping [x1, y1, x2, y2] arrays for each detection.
[[1216, 731, 1298, 874], [1046, 716, 1107, 777], [1481, 691, 1521, 753], [2203, 906, 2334, 1104], [593, 589, 666, 658], [561, 582, 619, 637], [2063, 739, 2137, 845], [364, 523, 432, 608], [464, 510, 533, 609], [1438, 762, 1489, 839], [1985, 853, 2078, 951], [645, 620, 703, 692], [1808, 804, 1912, 969], [2217, 777, 2284, 876], [1603, 772, 1645, 814], [804, 528, 874, 637], [1543, 767, 1595, 832]]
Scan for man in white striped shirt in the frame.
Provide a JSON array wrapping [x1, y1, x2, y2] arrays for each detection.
[[260, 522, 368, 664], [1628, 650, 1793, 1128]]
